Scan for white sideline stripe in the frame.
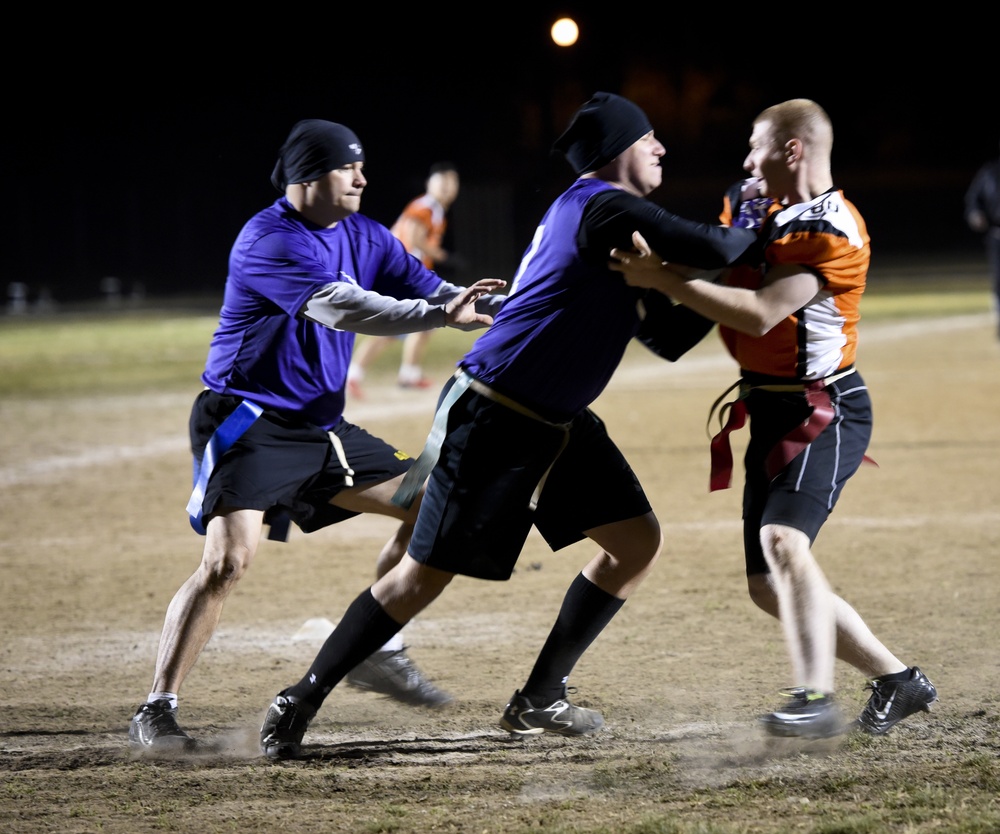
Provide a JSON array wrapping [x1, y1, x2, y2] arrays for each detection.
[[0, 395, 445, 487], [612, 311, 992, 385], [0, 313, 990, 488], [661, 512, 1000, 531]]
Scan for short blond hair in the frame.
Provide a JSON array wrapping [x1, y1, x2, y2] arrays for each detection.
[[755, 99, 833, 156]]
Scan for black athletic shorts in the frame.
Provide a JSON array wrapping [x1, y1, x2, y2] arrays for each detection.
[[189, 390, 414, 534], [408, 386, 651, 581], [742, 371, 873, 575]]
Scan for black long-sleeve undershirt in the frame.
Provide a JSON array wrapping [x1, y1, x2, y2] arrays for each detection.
[[577, 189, 756, 270], [578, 189, 757, 361]]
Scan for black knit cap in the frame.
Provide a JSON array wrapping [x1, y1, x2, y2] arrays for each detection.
[[270, 119, 365, 191], [553, 92, 653, 175]]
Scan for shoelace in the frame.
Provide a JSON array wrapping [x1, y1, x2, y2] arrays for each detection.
[[273, 700, 311, 732], [143, 706, 188, 735], [863, 679, 889, 709]]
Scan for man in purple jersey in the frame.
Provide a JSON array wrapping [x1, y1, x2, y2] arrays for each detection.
[[128, 119, 506, 752], [257, 93, 758, 760]]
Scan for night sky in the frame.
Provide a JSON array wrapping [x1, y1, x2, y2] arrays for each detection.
[[5, 15, 996, 305]]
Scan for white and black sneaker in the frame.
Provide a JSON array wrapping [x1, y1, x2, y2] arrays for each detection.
[[759, 688, 847, 739], [856, 667, 937, 735], [346, 648, 453, 708], [129, 699, 197, 752], [499, 689, 605, 736], [259, 692, 316, 760]]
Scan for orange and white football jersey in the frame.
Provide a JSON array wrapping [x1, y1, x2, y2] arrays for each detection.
[[390, 194, 447, 270], [720, 189, 869, 380]]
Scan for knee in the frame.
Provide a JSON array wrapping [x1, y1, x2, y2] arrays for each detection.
[[198, 543, 253, 593], [631, 514, 663, 569], [620, 514, 663, 572], [375, 558, 454, 617], [747, 572, 778, 617], [647, 527, 664, 568], [760, 523, 810, 573]]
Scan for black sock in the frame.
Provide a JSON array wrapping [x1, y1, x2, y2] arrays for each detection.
[[878, 668, 912, 683], [284, 588, 403, 710], [521, 573, 624, 705]]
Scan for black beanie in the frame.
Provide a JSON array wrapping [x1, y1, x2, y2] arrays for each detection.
[[270, 119, 365, 191], [553, 92, 653, 175]]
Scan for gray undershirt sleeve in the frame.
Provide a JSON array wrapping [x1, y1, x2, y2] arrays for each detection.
[[299, 280, 506, 335], [299, 282, 447, 335]]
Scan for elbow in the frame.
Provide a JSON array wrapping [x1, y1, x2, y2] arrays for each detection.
[[733, 313, 779, 338]]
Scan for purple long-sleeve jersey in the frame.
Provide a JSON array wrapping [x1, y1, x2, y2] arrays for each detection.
[[202, 197, 502, 429]]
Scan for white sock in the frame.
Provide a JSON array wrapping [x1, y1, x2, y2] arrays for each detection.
[[148, 691, 179, 710], [380, 633, 404, 652], [398, 364, 422, 383]]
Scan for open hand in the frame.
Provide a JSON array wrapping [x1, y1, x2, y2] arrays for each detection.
[[608, 231, 670, 289], [444, 278, 506, 327]]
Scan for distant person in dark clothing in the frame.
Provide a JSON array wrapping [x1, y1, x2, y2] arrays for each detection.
[[964, 141, 1000, 339]]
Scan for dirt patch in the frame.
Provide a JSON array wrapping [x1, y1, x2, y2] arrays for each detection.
[[2, 312, 999, 833]]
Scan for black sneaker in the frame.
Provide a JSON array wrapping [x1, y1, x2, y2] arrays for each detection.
[[259, 692, 316, 760], [759, 688, 846, 739], [856, 667, 938, 735], [128, 699, 197, 752], [499, 689, 605, 736], [345, 648, 453, 708]]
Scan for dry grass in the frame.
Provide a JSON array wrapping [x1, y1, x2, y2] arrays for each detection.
[[1, 272, 998, 833]]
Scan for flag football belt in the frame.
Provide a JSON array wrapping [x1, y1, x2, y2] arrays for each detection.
[[706, 365, 875, 492], [185, 397, 290, 541], [392, 369, 572, 511]]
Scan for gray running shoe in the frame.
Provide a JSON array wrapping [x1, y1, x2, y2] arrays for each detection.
[[856, 667, 937, 735], [129, 699, 197, 751], [346, 648, 453, 708], [259, 692, 316, 760], [499, 689, 605, 736], [759, 688, 846, 739]]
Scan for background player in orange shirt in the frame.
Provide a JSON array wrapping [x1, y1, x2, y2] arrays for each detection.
[[611, 99, 937, 740], [348, 162, 461, 395]]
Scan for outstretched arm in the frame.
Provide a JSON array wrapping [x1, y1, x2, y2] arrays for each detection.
[[611, 231, 820, 337], [443, 279, 507, 329], [300, 278, 506, 335]]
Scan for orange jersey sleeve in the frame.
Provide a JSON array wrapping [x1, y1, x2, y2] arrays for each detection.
[[390, 194, 447, 269], [720, 190, 869, 380]]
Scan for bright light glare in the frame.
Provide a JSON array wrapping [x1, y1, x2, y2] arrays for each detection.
[[551, 18, 579, 47]]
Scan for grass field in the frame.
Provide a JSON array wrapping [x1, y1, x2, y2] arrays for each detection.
[[1, 269, 998, 833], [0, 271, 993, 399]]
